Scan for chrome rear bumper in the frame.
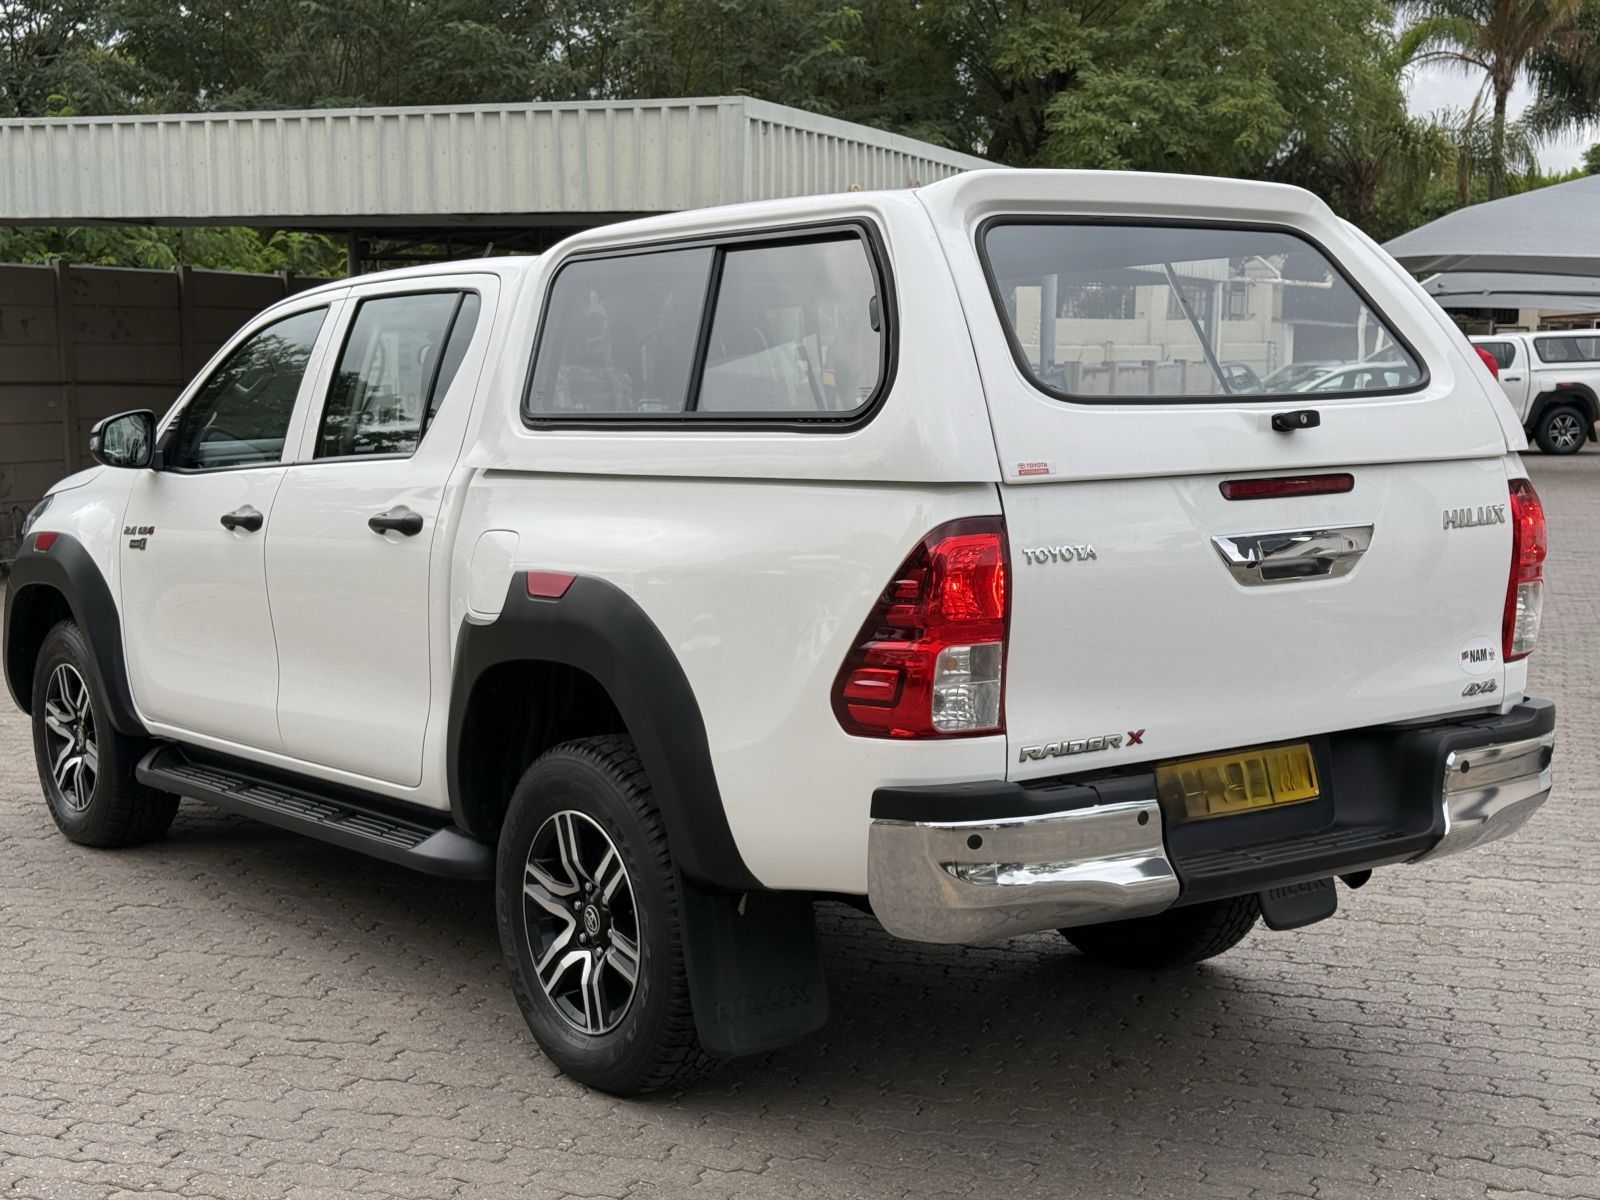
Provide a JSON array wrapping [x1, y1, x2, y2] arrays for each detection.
[[1412, 731, 1554, 862], [868, 702, 1555, 945], [867, 799, 1177, 944]]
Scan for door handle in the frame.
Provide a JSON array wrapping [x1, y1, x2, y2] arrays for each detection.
[[1503, 375, 1522, 381], [368, 507, 424, 537], [219, 506, 264, 533]]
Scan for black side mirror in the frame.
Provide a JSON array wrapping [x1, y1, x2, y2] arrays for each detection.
[[89, 410, 157, 469]]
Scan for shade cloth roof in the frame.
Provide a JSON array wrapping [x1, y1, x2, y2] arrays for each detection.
[[1422, 270, 1600, 313], [1384, 174, 1600, 277]]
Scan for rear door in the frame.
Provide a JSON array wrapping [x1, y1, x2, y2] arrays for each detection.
[[919, 173, 1517, 781], [267, 277, 493, 786]]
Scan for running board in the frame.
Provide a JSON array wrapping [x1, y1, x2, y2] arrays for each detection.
[[136, 744, 494, 880]]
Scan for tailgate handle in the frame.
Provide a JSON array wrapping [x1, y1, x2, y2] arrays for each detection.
[[1211, 525, 1373, 586]]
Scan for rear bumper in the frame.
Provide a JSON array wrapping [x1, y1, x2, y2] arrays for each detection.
[[868, 699, 1555, 944]]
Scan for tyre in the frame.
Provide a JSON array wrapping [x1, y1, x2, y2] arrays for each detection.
[[1533, 404, 1588, 455], [1060, 894, 1260, 969], [495, 735, 710, 1095], [29, 621, 178, 847]]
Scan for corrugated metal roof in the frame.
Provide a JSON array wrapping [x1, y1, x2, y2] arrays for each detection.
[[0, 97, 991, 227]]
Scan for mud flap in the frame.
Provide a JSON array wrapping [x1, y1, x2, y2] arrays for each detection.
[[679, 885, 829, 1058], [1258, 877, 1338, 931]]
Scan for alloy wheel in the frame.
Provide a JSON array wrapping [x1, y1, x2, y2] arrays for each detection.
[[1550, 412, 1584, 452], [522, 810, 641, 1035], [42, 663, 97, 813]]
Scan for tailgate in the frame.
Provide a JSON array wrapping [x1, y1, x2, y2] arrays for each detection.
[[1000, 460, 1514, 780]]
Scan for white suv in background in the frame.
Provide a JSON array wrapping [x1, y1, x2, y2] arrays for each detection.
[[6, 170, 1557, 1095], [1471, 330, 1600, 455]]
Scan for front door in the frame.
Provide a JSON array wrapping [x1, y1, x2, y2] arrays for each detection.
[[268, 282, 490, 786], [120, 303, 336, 749]]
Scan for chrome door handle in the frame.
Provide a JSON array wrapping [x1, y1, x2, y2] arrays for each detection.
[[1211, 525, 1373, 586], [368, 507, 424, 537], [219, 506, 264, 533]]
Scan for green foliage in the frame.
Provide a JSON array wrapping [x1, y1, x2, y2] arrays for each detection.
[[0, 224, 345, 274], [4, 0, 1600, 268]]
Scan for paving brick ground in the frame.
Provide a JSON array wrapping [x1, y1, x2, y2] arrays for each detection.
[[1, 455, 1598, 1200]]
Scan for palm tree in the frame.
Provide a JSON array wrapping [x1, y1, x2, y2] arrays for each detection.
[[1399, 0, 1591, 199]]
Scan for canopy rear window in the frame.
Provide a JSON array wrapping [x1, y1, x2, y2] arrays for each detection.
[[980, 221, 1424, 402]]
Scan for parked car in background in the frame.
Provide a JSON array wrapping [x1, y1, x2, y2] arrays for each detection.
[[1471, 330, 1600, 455], [5, 169, 1556, 1096], [1258, 360, 1340, 392], [1295, 361, 1416, 393]]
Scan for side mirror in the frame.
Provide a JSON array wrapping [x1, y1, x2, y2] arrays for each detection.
[[89, 410, 158, 469]]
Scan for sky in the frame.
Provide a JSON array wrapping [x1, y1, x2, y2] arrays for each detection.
[[1406, 63, 1593, 172]]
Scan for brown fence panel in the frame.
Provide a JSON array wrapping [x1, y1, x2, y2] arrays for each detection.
[[0, 262, 326, 565]]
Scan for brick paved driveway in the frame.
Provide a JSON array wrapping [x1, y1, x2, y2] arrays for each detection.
[[1, 456, 1597, 1200]]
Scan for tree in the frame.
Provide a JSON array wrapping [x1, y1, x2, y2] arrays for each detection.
[[1586, 140, 1600, 170], [0, 0, 147, 116], [1398, 0, 1596, 200]]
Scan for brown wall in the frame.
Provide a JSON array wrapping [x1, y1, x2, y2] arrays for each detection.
[[0, 262, 324, 562]]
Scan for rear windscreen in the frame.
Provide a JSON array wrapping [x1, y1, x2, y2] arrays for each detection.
[[981, 221, 1424, 401]]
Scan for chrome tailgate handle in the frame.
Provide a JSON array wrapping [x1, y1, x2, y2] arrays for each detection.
[[1212, 525, 1374, 586]]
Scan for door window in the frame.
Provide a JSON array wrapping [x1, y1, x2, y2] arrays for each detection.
[[315, 291, 480, 459], [165, 308, 327, 471], [981, 221, 1423, 401]]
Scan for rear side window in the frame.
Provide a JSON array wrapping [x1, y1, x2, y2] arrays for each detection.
[[1534, 335, 1600, 364], [1478, 341, 1517, 370], [316, 291, 480, 459], [525, 227, 887, 422], [980, 221, 1423, 401]]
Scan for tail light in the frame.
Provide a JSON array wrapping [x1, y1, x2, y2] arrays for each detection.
[[1474, 346, 1500, 380], [1504, 478, 1547, 662], [832, 518, 1009, 738]]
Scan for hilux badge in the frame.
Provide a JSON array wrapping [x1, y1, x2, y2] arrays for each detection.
[[1443, 505, 1506, 530]]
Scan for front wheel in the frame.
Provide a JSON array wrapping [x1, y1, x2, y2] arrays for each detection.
[[495, 736, 710, 1095], [1060, 894, 1260, 968], [1533, 404, 1588, 455], [30, 621, 178, 846]]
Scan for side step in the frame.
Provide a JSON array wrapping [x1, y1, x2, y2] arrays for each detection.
[[137, 744, 494, 880]]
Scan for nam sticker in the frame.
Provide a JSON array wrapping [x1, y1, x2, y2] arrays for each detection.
[[1458, 637, 1498, 676]]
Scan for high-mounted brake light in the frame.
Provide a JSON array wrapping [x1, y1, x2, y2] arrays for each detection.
[[1220, 473, 1354, 501], [832, 518, 1009, 738], [1504, 478, 1546, 663]]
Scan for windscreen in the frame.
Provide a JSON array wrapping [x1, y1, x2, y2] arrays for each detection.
[[982, 222, 1423, 401]]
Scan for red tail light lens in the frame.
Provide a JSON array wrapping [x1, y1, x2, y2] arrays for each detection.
[[833, 518, 1009, 738], [1474, 346, 1500, 380], [1503, 478, 1547, 662]]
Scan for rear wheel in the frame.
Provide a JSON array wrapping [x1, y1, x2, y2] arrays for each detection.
[[496, 736, 710, 1095], [1060, 894, 1260, 968], [1533, 404, 1588, 455], [30, 621, 177, 846]]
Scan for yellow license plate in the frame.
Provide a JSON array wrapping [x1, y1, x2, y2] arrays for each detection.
[[1155, 742, 1320, 822]]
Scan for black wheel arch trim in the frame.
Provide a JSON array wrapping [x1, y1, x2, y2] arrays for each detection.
[[447, 574, 762, 892], [1528, 384, 1600, 441], [4, 532, 147, 736]]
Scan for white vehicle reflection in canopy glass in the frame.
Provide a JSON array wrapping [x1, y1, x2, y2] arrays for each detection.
[[982, 222, 1423, 400]]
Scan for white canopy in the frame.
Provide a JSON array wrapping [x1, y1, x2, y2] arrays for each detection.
[[1385, 174, 1600, 277]]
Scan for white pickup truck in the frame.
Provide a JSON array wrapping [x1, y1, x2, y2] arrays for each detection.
[[5, 170, 1556, 1095], [1471, 329, 1600, 455]]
